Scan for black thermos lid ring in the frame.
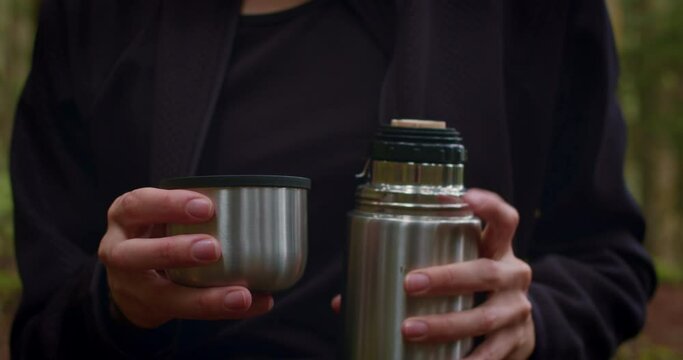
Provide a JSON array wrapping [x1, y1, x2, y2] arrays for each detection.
[[370, 122, 467, 164]]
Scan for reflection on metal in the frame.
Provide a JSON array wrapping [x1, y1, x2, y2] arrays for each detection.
[[166, 187, 307, 291]]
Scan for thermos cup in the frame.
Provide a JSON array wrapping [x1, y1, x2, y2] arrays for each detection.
[[161, 175, 310, 292], [343, 120, 481, 359]]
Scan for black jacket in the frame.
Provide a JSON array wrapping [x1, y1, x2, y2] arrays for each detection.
[[11, 0, 656, 358]]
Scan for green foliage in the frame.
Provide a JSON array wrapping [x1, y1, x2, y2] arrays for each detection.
[[0, 270, 20, 295], [0, 0, 37, 263], [0, 4, 40, 357], [615, 0, 683, 285], [0, 172, 13, 255], [615, 337, 683, 360], [655, 258, 683, 285], [619, 0, 683, 147], [0, 0, 39, 159]]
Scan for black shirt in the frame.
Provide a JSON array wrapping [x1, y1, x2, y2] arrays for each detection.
[[196, 0, 386, 356]]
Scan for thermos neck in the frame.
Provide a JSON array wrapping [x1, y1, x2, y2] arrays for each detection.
[[369, 160, 464, 189], [355, 160, 470, 216], [354, 120, 472, 216]]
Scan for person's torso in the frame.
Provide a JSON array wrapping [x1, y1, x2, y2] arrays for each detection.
[[184, 1, 387, 356]]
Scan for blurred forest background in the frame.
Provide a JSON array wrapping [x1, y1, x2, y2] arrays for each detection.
[[0, 0, 681, 358]]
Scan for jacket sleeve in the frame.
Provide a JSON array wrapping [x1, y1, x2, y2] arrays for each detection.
[[527, 1, 656, 358], [10, 1, 177, 358]]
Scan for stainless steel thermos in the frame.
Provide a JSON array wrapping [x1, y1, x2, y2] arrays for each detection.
[[343, 120, 481, 359]]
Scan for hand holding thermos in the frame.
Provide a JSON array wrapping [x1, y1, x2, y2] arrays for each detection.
[[401, 189, 534, 359]]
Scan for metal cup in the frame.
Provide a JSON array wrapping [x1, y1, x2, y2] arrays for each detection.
[[161, 175, 309, 291]]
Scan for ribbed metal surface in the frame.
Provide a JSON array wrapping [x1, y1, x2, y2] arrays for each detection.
[[166, 187, 307, 291], [370, 161, 464, 187], [344, 157, 480, 359], [344, 212, 479, 360]]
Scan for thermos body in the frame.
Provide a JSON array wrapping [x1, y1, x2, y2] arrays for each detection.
[[345, 211, 480, 359], [343, 121, 481, 360]]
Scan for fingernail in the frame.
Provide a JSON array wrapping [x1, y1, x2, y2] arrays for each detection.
[[186, 198, 212, 218], [405, 273, 430, 292], [403, 320, 428, 338], [191, 239, 219, 261], [224, 291, 248, 310]]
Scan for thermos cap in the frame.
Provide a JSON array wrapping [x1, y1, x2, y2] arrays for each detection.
[[371, 120, 466, 164]]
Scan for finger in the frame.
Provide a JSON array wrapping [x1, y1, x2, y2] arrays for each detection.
[[462, 328, 515, 360], [108, 270, 273, 327], [402, 291, 532, 342], [464, 315, 534, 360], [505, 316, 536, 360], [404, 258, 532, 296], [155, 283, 274, 321], [108, 188, 214, 226], [463, 189, 519, 259], [331, 294, 341, 313], [101, 234, 221, 269]]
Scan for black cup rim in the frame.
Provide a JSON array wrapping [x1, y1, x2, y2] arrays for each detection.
[[160, 175, 311, 190]]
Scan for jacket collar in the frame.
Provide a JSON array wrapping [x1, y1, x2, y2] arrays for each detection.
[[150, 0, 241, 185]]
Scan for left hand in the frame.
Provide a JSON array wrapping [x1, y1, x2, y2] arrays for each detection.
[[331, 189, 535, 359]]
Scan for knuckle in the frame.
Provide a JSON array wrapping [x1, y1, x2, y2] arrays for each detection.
[[98, 230, 121, 264], [97, 245, 110, 265], [107, 193, 128, 221], [120, 191, 142, 217], [505, 206, 520, 228], [97, 234, 111, 263], [519, 295, 533, 320], [108, 245, 126, 267], [444, 266, 460, 289], [516, 261, 532, 289], [477, 306, 498, 334], [155, 189, 174, 208], [195, 292, 216, 318], [112, 188, 169, 223], [480, 259, 502, 288]]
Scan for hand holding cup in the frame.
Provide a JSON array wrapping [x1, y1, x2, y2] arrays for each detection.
[[98, 187, 275, 328]]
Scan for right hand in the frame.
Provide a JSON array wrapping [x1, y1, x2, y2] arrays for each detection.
[[98, 188, 273, 328]]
